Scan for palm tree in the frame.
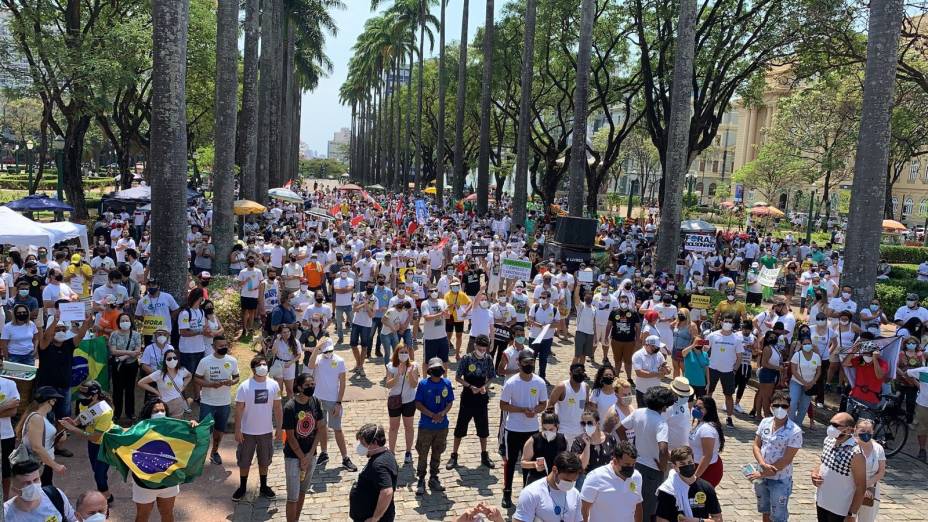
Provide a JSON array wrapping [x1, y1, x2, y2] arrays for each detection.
[[256, 2, 271, 203], [567, 0, 595, 217], [654, 0, 696, 274], [843, 0, 905, 302], [150, 0, 190, 300], [511, 0, 537, 230], [476, 0, 495, 215], [434, 0, 447, 206], [267, 0, 284, 188], [240, 0, 260, 201], [212, 0, 239, 275], [452, 0, 470, 200]]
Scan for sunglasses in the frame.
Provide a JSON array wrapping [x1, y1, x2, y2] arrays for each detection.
[[771, 403, 789, 409], [829, 422, 847, 429], [580, 421, 595, 427], [166, 357, 178, 362]]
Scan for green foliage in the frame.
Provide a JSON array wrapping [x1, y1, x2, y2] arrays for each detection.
[[733, 142, 805, 203], [300, 158, 347, 179], [208, 276, 242, 336], [879, 245, 928, 264], [0, 176, 111, 191]]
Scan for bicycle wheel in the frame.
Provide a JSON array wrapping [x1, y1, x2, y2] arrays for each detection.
[[875, 417, 909, 458]]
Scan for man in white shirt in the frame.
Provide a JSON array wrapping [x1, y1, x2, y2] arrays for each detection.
[[591, 287, 617, 362], [90, 249, 115, 291], [580, 441, 643, 522], [280, 254, 303, 293], [232, 355, 283, 501], [513, 452, 583, 522], [420, 285, 451, 366], [236, 257, 264, 337], [827, 284, 857, 322], [499, 351, 548, 508], [195, 336, 239, 465], [894, 292, 928, 327], [918, 260, 928, 282], [573, 292, 596, 365], [528, 289, 561, 380], [306, 340, 356, 472], [332, 268, 355, 345], [617, 386, 673, 522], [631, 335, 670, 404], [707, 320, 742, 427]]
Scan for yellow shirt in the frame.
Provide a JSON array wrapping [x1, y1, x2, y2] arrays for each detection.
[[444, 291, 471, 322], [715, 300, 745, 319], [65, 263, 93, 297]]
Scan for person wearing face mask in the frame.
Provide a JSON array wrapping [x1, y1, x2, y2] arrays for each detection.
[[41, 268, 79, 313], [631, 335, 671, 405], [60, 380, 114, 503], [37, 308, 95, 425], [843, 340, 888, 410], [810, 313, 838, 408], [194, 336, 239, 465], [370, 277, 394, 359], [688, 396, 725, 488], [108, 312, 142, 422], [591, 285, 619, 365], [15, 386, 66, 487], [827, 285, 858, 323], [348, 423, 398, 522], [412, 358, 454, 495], [616, 386, 673, 521], [281, 373, 325, 522], [788, 333, 822, 428], [385, 344, 419, 464], [236, 257, 265, 339], [527, 290, 561, 380], [852, 419, 885, 522], [499, 351, 548, 508], [570, 409, 618, 488], [858, 299, 887, 333], [447, 336, 496, 470], [11, 279, 40, 320], [707, 319, 742, 427], [896, 336, 925, 425], [331, 268, 355, 345], [496, 324, 534, 378], [74, 490, 109, 522], [139, 327, 173, 377], [137, 349, 192, 418], [2, 303, 39, 365], [510, 281, 530, 327], [3, 459, 76, 522], [893, 292, 928, 328], [547, 363, 590, 448], [307, 336, 356, 471], [606, 296, 641, 381], [420, 285, 451, 366], [231, 355, 283, 501], [811, 413, 867, 522], [579, 441, 643, 521], [713, 288, 745, 326], [655, 446, 722, 522], [443, 278, 471, 359], [520, 412, 568, 486], [748, 389, 802, 522]]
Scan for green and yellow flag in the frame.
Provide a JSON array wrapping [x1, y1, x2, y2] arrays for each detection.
[[71, 336, 110, 393], [101, 416, 214, 489]]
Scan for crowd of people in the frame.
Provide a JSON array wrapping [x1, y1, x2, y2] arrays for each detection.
[[0, 181, 923, 521]]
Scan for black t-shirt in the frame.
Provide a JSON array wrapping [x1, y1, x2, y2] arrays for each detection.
[[525, 433, 568, 483], [655, 478, 721, 521], [20, 274, 45, 301], [37, 338, 77, 388], [350, 450, 398, 522], [608, 309, 640, 342], [282, 397, 324, 459], [463, 269, 484, 296]]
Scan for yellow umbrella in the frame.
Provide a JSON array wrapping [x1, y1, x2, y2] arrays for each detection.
[[881, 219, 907, 232], [233, 199, 266, 216], [423, 186, 437, 195]]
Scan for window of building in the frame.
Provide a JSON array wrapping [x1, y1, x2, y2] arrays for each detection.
[[920, 199, 928, 217], [696, 182, 704, 193], [892, 196, 899, 214], [910, 159, 920, 181], [699, 159, 706, 171], [712, 160, 719, 173], [708, 183, 717, 196], [903, 197, 914, 217]]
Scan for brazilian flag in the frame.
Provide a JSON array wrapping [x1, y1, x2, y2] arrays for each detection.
[[71, 336, 110, 393], [101, 416, 214, 488]]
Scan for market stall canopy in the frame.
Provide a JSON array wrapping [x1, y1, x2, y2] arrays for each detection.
[[5, 194, 74, 213], [233, 199, 267, 216], [719, 201, 736, 209], [750, 205, 785, 217], [0, 207, 87, 251], [338, 183, 363, 192], [680, 219, 717, 233], [365, 184, 385, 191], [41, 221, 89, 253], [106, 185, 200, 203], [267, 187, 303, 204], [881, 219, 907, 232]]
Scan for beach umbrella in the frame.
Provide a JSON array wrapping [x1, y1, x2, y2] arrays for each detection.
[[267, 187, 303, 204], [881, 219, 907, 232], [338, 183, 363, 191], [5, 193, 74, 213], [233, 200, 267, 216], [750, 205, 785, 217]]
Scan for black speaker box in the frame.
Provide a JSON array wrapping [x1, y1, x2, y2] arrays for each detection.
[[545, 242, 592, 272], [554, 216, 598, 248]]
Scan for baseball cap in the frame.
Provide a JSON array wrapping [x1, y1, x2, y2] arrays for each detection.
[[645, 335, 661, 346], [34, 386, 64, 403], [199, 271, 212, 279], [71, 254, 82, 264], [517, 351, 536, 363], [427, 357, 444, 369], [77, 380, 103, 401]]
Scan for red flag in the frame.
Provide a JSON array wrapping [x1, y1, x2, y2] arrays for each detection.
[[437, 235, 450, 249], [406, 221, 418, 236], [283, 179, 292, 189], [351, 215, 364, 227], [329, 204, 340, 217]]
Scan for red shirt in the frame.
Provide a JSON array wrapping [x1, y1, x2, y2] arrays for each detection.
[[849, 357, 889, 405]]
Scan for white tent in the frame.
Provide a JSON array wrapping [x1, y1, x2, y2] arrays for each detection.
[[0, 207, 89, 251], [42, 221, 89, 253]]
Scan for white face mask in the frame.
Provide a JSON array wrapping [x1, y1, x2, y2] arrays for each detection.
[[156, 335, 168, 345], [826, 425, 844, 439], [119, 321, 131, 331], [54, 331, 70, 343], [815, 320, 826, 327], [82, 513, 107, 522], [555, 477, 576, 492], [541, 430, 557, 442], [397, 353, 409, 362], [726, 295, 735, 301], [772, 407, 788, 420], [166, 359, 178, 369], [254, 364, 269, 377], [583, 424, 595, 436], [841, 292, 851, 300], [722, 322, 733, 332], [863, 355, 873, 363], [151, 412, 167, 419], [18, 482, 41, 501], [355, 441, 369, 456], [479, 301, 490, 309], [430, 291, 438, 299]]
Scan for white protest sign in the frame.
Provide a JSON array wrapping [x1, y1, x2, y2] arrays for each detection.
[[683, 233, 716, 253], [59, 302, 86, 322], [758, 267, 780, 287], [500, 258, 532, 282], [577, 270, 594, 284], [532, 324, 551, 345]]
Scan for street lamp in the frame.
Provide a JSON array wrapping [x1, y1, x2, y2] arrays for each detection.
[[25, 139, 34, 194], [686, 173, 697, 200], [13, 144, 19, 172]]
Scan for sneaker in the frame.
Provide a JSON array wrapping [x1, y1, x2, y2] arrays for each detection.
[[343, 456, 358, 472], [415, 478, 426, 496], [501, 491, 513, 509], [55, 448, 74, 458], [428, 476, 446, 492], [445, 453, 459, 470], [404, 451, 413, 465], [316, 452, 329, 466], [210, 452, 222, 465], [232, 486, 246, 502], [259, 485, 276, 499], [918, 449, 927, 463], [481, 451, 496, 469], [726, 417, 734, 427], [733, 404, 745, 414]]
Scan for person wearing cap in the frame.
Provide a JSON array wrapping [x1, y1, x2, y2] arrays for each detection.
[[413, 357, 454, 495], [443, 278, 470, 359], [631, 335, 670, 405], [446, 335, 496, 471], [843, 340, 888, 410], [60, 380, 114, 503], [746, 262, 763, 306], [133, 278, 180, 345], [893, 292, 928, 328], [499, 350, 548, 508], [18, 260, 45, 304], [306, 335, 356, 471], [15, 386, 66, 486]]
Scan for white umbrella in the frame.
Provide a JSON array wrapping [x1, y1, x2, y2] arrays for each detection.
[[268, 187, 303, 204]]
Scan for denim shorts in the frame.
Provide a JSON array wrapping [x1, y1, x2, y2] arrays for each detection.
[[755, 476, 793, 522], [350, 324, 372, 348], [758, 367, 780, 384], [199, 403, 231, 433]]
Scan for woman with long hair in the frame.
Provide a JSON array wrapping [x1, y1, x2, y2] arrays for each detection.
[[201, 299, 224, 358], [60, 381, 115, 503], [0, 303, 39, 365], [589, 364, 618, 423], [109, 312, 142, 423], [855, 418, 887, 522], [670, 308, 698, 377], [384, 343, 419, 464], [136, 349, 192, 417], [754, 331, 781, 418], [570, 408, 617, 489], [15, 386, 65, 486], [690, 395, 725, 487], [270, 324, 301, 398]]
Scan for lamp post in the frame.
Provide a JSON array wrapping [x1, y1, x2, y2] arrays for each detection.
[[805, 189, 816, 244], [626, 174, 637, 220], [13, 144, 19, 172], [53, 136, 65, 221], [25, 139, 34, 194], [686, 172, 696, 202]]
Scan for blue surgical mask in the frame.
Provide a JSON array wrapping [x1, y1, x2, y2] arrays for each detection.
[[691, 407, 704, 421]]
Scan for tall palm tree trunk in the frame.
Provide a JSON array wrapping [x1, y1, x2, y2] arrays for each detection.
[[150, 0, 190, 300], [435, 0, 447, 206], [392, 59, 402, 190], [290, 79, 301, 181], [654, 0, 696, 274], [267, 0, 283, 188], [568, 0, 595, 217], [452, 0, 470, 200], [255, 0, 271, 203], [476, 0, 495, 215], [279, 20, 295, 185], [405, 49, 414, 188], [212, 0, 239, 274], [512, 0, 536, 230], [349, 103, 357, 177], [843, 0, 905, 303], [240, 0, 259, 201], [415, 0, 426, 189]]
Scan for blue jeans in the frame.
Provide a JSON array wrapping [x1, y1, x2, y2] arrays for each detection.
[[533, 338, 554, 379], [6, 353, 35, 366], [397, 328, 414, 348], [755, 476, 792, 522], [380, 332, 399, 365], [372, 317, 384, 352], [50, 386, 71, 419], [87, 441, 110, 492], [334, 305, 353, 341], [788, 379, 813, 426]]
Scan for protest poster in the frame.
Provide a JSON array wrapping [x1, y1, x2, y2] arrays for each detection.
[[758, 267, 780, 287], [141, 315, 166, 336], [59, 302, 86, 322], [683, 233, 716, 253], [471, 243, 489, 257], [500, 258, 532, 282], [689, 294, 711, 310]]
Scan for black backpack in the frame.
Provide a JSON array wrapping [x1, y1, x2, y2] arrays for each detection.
[[43, 485, 69, 522]]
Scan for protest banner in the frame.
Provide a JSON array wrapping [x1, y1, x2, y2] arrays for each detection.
[[683, 233, 716, 253], [500, 258, 532, 281]]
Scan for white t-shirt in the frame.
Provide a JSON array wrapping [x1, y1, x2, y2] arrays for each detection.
[[195, 354, 239, 407], [631, 348, 665, 393], [420, 299, 448, 340], [0, 377, 21, 439], [3, 488, 76, 522], [905, 366, 928, 407], [468, 306, 493, 337], [149, 368, 190, 403], [234, 377, 281, 435], [707, 331, 740, 372], [135, 292, 180, 332], [351, 293, 374, 327], [90, 256, 116, 286], [237, 268, 264, 299], [528, 304, 561, 341], [579, 464, 643, 522], [689, 422, 720, 465], [1, 321, 37, 356], [513, 474, 583, 522], [620, 408, 668, 470], [386, 362, 419, 404], [281, 263, 303, 291], [177, 308, 206, 354], [333, 276, 354, 306], [591, 294, 617, 325], [501, 374, 548, 433], [790, 351, 822, 384], [269, 246, 286, 268], [313, 353, 346, 402], [41, 282, 76, 305]]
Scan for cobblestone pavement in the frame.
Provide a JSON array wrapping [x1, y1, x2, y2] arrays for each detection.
[[52, 331, 928, 521]]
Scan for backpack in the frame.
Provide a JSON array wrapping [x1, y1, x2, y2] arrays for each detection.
[[43, 485, 69, 522]]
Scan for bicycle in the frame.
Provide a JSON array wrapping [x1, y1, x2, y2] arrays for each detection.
[[847, 393, 909, 458]]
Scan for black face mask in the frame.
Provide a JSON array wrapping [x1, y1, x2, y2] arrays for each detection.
[[315, 298, 324, 304], [520, 364, 535, 374], [215, 347, 229, 356], [428, 368, 444, 378], [204, 308, 214, 315], [619, 465, 636, 479], [54, 274, 63, 282], [14, 313, 28, 321], [602, 376, 615, 386], [77, 396, 93, 407], [302, 386, 315, 397], [148, 287, 159, 295], [366, 288, 374, 294], [570, 372, 585, 384], [678, 463, 697, 478]]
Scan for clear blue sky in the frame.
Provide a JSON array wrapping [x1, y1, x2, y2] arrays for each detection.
[[299, 0, 506, 155]]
